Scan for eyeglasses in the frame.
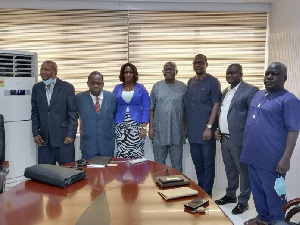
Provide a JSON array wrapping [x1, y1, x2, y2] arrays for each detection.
[[193, 61, 206, 66]]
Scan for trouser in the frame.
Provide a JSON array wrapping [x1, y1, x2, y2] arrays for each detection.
[[189, 142, 216, 196], [249, 164, 286, 224], [221, 136, 251, 203], [38, 142, 75, 165], [153, 144, 183, 172]]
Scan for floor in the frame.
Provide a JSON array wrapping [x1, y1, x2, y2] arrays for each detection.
[[213, 188, 257, 225]]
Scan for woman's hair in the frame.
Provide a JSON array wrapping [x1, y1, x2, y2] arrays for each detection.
[[119, 63, 139, 83]]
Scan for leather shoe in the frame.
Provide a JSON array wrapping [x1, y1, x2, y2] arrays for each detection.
[[215, 195, 237, 205], [232, 203, 249, 215]]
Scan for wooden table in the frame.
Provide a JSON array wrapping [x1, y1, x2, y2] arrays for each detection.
[[0, 159, 232, 225]]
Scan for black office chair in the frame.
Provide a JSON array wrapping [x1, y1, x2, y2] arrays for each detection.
[[272, 198, 300, 225], [0, 114, 6, 194]]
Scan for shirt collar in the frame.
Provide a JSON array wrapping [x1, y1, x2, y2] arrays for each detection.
[[90, 91, 103, 100], [228, 82, 241, 91]]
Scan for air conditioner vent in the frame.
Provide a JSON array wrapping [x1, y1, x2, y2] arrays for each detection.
[[0, 53, 35, 77]]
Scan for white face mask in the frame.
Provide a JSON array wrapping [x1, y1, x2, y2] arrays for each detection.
[[43, 78, 54, 86]]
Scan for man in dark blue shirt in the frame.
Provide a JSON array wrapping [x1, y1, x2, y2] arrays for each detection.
[[187, 54, 221, 196]]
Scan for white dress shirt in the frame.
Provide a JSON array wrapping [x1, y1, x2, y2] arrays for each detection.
[[219, 83, 240, 134], [90, 91, 104, 108]]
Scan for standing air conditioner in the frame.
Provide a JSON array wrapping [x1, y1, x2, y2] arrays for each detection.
[[0, 50, 37, 187]]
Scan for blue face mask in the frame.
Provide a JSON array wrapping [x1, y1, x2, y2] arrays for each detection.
[[274, 175, 286, 200], [43, 78, 54, 86]]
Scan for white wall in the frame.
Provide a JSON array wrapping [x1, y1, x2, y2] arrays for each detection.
[[268, 0, 300, 201]]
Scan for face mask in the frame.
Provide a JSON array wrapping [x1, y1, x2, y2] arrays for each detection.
[[43, 78, 54, 86], [274, 175, 286, 200]]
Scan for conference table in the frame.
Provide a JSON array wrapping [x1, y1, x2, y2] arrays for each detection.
[[0, 159, 232, 225]]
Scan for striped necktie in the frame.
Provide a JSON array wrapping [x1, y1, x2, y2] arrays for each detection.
[[95, 97, 100, 114]]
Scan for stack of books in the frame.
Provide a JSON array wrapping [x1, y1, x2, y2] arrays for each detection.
[[156, 175, 190, 188]]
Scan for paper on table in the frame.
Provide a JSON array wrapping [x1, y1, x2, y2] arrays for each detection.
[[158, 187, 198, 200], [129, 157, 149, 164], [87, 164, 105, 168]]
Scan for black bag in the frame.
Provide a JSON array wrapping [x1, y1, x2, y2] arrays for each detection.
[[24, 164, 86, 187]]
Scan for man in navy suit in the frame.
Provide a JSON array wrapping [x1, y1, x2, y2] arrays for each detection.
[[215, 64, 259, 214], [31, 60, 78, 165], [76, 71, 117, 159]]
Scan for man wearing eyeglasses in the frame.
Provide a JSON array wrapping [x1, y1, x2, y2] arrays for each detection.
[[76, 71, 117, 159], [241, 62, 300, 225], [214, 64, 258, 215], [186, 54, 221, 196], [149, 62, 187, 172]]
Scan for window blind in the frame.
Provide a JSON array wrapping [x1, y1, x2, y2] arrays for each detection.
[[0, 9, 267, 92]]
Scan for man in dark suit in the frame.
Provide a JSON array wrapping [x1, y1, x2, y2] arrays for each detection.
[[215, 64, 259, 214], [76, 71, 117, 159], [31, 60, 78, 165]]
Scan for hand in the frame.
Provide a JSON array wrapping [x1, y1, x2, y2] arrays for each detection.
[[203, 128, 212, 141], [276, 156, 291, 174], [34, 135, 44, 146], [149, 128, 154, 140], [139, 129, 147, 139], [215, 129, 221, 141], [63, 137, 74, 144]]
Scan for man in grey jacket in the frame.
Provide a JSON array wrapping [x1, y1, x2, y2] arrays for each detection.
[[215, 64, 259, 214]]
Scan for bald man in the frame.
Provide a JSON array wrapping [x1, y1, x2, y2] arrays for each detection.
[[31, 60, 78, 165], [149, 62, 187, 172], [241, 62, 300, 225]]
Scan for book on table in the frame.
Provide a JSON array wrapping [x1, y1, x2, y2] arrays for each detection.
[[87, 156, 111, 168], [156, 175, 190, 187]]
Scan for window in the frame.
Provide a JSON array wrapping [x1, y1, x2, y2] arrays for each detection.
[[0, 9, 267, 92]]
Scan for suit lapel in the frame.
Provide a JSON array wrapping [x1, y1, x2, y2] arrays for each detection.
[[228, 82, 245, 112], [37, 83, 49, 107]]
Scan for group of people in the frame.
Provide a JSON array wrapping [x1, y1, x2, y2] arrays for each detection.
[[31, 54, 300, 225]]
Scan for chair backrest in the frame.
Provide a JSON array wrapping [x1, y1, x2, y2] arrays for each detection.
[[0, 114, 5, 166]]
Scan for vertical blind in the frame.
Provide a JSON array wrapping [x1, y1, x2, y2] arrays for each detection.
[[0, 8, 267, 92]]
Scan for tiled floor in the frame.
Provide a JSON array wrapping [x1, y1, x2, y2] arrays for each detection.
[[212, 188, 257, 225]]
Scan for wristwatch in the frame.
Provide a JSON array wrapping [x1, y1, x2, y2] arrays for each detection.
[[206, 124, 212, 129], [141, 126, 147, 130]]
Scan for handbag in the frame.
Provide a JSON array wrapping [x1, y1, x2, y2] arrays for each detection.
[[24, 164, 86, 187]]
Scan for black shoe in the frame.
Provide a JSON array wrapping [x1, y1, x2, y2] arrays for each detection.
[[215, 195, 237, 205], [231, 203, 249, 215]]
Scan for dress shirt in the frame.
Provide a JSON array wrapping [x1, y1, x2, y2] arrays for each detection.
[[90, 91, 104, 108], [219, 83, 240, 134], [45, 78, 57, 106]]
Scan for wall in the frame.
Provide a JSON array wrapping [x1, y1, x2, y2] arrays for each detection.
[[268, 0, 300, 201]]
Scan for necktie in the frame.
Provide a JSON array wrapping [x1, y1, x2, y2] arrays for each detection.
[[95, 97, 100, 114]]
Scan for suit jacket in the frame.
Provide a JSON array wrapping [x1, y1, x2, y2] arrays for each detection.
[[219, 82, 259, 147], [76, 90, 117, 159], [113, 83, 150, 124], [31, 78, 78, 147]]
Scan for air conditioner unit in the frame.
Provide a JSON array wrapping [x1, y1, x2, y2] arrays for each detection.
[[0, 49, 38, 187]]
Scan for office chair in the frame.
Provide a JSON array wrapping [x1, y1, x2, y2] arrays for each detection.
[[0, 114, 6, 194], [272, 198, 300, 225]]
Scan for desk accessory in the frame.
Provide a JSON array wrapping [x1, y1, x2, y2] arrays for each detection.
[[158, 186, 198, 200], [87, 156, 111, 168], [184, 198, 209, 211], [156, 175, 190, 187]]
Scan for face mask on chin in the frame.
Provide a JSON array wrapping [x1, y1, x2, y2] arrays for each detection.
[[43, 78, 54, 86]]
